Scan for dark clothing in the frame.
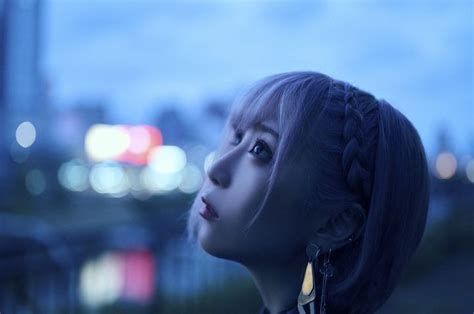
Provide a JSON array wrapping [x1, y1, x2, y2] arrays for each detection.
[[259, 301, 313, 314]]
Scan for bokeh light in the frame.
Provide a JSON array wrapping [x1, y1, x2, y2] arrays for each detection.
[[140, 167, 183, 194], [178, 164, 203, 194], [117, 125, 163, 165], [121, 250, 155, 304], [147, 145, 187, 174], [89, 162, 130, 197], [79, 251, 155, 307], [128, 126, 151, 154], [58, 159, 90, 192], [25, 169, 46, 195], [15, 121, 36, 148], [435, 151, 457, 179], [80, 252, 124, 307], [85, 124, 130, 162]]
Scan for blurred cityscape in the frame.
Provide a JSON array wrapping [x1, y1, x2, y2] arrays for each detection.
[[0, 1, 473, 313]]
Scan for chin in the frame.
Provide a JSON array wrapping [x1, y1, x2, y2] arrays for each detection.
[[197, 227, 240, 262], [198, 225, 221, 256]]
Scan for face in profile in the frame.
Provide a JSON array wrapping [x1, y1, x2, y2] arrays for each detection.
[[187, 73, 332, 266], [196, 113, 278, 261], [188, 107, 311, 265]]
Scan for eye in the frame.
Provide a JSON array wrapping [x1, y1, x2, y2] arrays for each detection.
[[231, 130, 244, 145], [249, 138, 273, 163], [230, 129, 274, 163]]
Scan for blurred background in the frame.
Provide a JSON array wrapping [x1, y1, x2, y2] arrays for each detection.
[[0, 0, 472, 313]]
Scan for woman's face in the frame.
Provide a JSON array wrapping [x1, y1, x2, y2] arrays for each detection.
[[192, 113, 310, 264]]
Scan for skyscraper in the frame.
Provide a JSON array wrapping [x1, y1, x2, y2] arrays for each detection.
[[0, 0, 43, 194], [2, 0, 42, 115]]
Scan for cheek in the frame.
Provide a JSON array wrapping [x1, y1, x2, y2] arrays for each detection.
[[223, 168, 269, 224]]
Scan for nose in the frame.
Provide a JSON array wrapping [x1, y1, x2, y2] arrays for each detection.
[[206, 151, 231, 188], [206, 144, 241, 188]]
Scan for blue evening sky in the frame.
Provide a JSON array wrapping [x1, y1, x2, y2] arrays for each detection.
[[43, 0, 473, 156]]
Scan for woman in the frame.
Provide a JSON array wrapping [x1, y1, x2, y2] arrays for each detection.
[[186, 71, 430, 314]]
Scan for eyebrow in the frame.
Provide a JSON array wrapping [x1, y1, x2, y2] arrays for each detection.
[[230, 117, 279, 139], [255, 122, 279, 139]]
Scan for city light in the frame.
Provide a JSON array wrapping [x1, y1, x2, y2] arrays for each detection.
[[117, 125, 163, 165], [120, 250, 155, 304], [128, 126, 151, 154], [84, 124, 163, 165], [58, 159, 90, 192], [85, 124, 130, 162], [435, 151, 457, 179], [178, 163, 203, 194], [148, 145, 187, 174], [79, 250, 155, 307], [140, 166, 183, 194], [80, 252, 124, 307], [89, 162, 130, 197], [15, 121, 36, 148]]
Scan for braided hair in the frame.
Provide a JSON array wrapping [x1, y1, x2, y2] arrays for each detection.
[[339, 81, 378, 210], [320, 78, 429, 314]]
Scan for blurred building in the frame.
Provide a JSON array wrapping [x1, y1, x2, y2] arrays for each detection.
[[1, 0, 43, 116], [0, 0, 7, 108], [200, 100, 230, 148], [0, 0, 44, 196], [154, 105, 196, 147], [0, 0, 7, 190]]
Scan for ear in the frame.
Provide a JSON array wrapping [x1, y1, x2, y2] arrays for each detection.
[[313, 203, 366, 252]]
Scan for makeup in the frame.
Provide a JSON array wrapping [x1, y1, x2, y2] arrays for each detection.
[[200, 196, 219, 221]]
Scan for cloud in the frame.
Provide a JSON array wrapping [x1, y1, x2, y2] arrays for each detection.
[[44, 0, 473, 153]]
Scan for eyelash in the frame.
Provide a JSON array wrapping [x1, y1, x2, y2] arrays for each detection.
[[231, 130, 274, 163]]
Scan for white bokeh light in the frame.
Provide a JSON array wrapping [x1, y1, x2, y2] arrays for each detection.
[[148, 145, 187, 174], [85, 124, 130, 162], [435, 151, 457, 179], [58, 159, 90, 192], [16, 121, 36, 148], [79, 252, 124, 307], [89, 162, 130, 197], [178, 164, 203, 194], [140, 167, 183, 194]]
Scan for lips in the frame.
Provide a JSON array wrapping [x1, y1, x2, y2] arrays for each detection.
[[200, 196, 219, 221]]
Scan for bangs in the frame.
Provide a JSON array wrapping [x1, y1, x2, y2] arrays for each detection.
[[227, 75, 284, 133], [227, 72, 322, 133]]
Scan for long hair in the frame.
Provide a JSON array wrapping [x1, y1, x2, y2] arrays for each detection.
[[187, 71, 430, 313]]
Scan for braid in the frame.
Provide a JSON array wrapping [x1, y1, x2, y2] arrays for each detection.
[[340, 82, 378, 206]]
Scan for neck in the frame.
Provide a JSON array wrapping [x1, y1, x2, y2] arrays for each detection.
[[244, 253, 307, 313]]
